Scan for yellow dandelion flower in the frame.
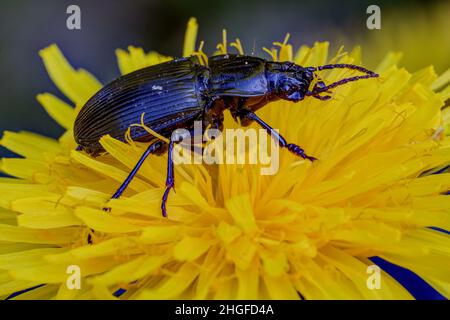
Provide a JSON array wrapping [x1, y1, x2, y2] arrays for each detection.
[[1, 18, 450, 300]]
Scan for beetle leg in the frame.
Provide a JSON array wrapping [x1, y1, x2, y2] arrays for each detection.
[[313, 94, 332, 101], [104, 140, 164, 212], [243, 111, 317, 161], [161, 139, 176, 217]]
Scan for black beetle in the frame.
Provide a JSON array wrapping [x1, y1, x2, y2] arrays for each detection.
[[74, 54, 378, 216]]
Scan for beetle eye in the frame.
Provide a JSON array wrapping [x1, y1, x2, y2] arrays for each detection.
[[281, 84, 292, 93], [287, 91, 303, 101], [315, 81, 326, 89]]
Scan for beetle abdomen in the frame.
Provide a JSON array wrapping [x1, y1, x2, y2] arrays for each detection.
[[74, 57, 209, 155]]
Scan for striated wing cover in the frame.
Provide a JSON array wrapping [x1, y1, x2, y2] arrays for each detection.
[[74, 57, 209, 154]]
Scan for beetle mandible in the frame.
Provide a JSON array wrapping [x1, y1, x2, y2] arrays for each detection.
[[74, 54, 378, 217]]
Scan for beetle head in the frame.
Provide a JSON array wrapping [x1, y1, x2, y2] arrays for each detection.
[[267, 61, 379, 102], [267, 62, 314, 102]]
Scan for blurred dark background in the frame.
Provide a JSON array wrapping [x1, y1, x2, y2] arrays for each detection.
[[0, 0, 448, 160]]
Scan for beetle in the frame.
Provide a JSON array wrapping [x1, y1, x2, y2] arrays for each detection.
[[74, 54, 378, 217]]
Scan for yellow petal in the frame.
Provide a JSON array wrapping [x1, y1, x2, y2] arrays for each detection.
[[216, 221, 242, 244], [0, 248, 65, 270], [376, 52, 403, 73], [173, 236, 213, 261], [183, 18, 198, 57], [37, 93, 75, 129], [0, 131, 62, 160], [71, 150, 151, 193], [0, 224, 81, 244], [13, 197, 82, 229], [74, 207, 143, 233], [431, 67, 450, 91], [225, 194, 257, 234], [321, 246, 413, 299], [0, 183, 46, 211], [0, 279, 41, 297], [0, 158, 50, 182], [10, 257, 119, 283], [136, 263, 199, 299], [90, 255, 165, 286], [226, 236, 257, 270], [39, 44, 101, 105], [263, 274, 300, 300], [236, 258, 259, 299], [48, 237, 140, 262], [260, 249, 287, 277], [139, 225, 183, 244], [115, 47, 172, 75]]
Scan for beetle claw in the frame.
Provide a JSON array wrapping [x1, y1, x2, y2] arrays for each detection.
[[286, 143, 317, 162], [161, 184, 174, 217], [302, 154, 318, 162]]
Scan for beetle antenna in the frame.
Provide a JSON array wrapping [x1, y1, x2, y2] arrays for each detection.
[[314, 63, 377, 75], [311, 74, 378, 93], [306, 63, 379, 98]]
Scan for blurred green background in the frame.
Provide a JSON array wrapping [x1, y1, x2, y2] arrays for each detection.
[[0, 0, 448, 160]]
